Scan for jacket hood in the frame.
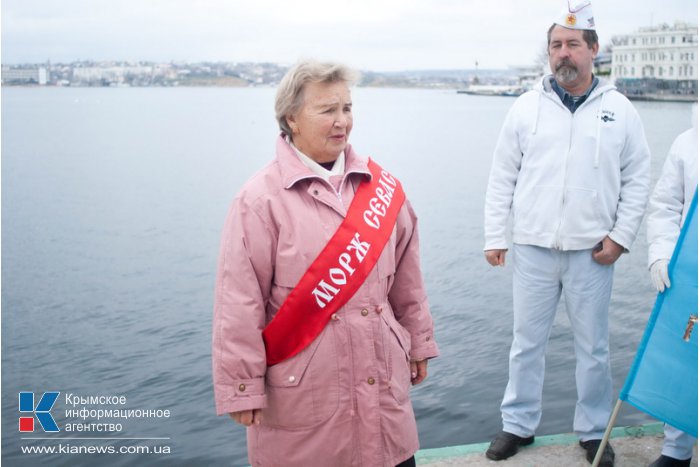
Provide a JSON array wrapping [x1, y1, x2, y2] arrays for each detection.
[[536, 74, 616, 97], [532, 75, 616, 168]]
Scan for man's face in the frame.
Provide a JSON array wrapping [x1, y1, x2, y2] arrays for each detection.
[[548, 25, 599, 93]]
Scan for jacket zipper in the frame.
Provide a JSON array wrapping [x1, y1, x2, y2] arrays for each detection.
[[544, 87, 605, 250], [553, 108, 574, 250]]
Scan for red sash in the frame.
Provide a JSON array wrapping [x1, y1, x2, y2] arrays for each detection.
[[262, 158, 406, 366]]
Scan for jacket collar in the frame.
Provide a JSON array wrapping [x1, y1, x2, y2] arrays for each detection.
[[549, 75, 599, 113], [540, 74, 614, 104], [275, 133, 371, 189]]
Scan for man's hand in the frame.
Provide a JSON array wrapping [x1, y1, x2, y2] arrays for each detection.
[[485, 249, 507, 266], [410, 359, 428, 386], [229, 409, 263, 426], [592, 236, 624, 265]]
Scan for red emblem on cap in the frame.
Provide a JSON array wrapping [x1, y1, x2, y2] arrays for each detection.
[[566, 14, 577, 26]]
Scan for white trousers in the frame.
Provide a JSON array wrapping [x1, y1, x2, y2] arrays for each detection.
[[662, 425, 696, 460], [501, 244, 614, 440]]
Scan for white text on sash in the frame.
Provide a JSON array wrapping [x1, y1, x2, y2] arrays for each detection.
[[311, 170, 398, 308]]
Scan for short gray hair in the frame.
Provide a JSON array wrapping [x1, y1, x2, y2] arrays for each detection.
[[275, 59, 360, 137]]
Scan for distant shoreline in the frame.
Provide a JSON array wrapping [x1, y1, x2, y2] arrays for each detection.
[[624, 94, 698, 103], [3, 83, 697, 103]]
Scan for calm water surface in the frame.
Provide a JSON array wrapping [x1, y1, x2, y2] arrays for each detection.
[[2, 86, 693, 466]]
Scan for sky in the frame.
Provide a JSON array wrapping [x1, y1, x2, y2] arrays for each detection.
[[1, 0, 698, 71]]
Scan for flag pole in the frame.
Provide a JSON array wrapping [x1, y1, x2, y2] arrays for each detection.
[[592, 399, 623, 467]]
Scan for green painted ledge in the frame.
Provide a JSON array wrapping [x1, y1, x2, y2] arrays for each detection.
[[416, 423, 665, 462]]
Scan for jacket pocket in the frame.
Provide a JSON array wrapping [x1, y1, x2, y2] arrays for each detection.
[[514, 185, 561, 234], [263, 325, 340, 429], [380, 308, 411, 405], [272, 255, 306, 288], [374, 233, 397, 297], [562, 187, 604, 234], [269, 256, 307, 315]]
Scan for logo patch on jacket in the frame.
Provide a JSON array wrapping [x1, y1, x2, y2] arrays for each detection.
[[600, 110, 615, 123]]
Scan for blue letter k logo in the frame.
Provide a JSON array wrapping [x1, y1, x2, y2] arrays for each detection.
[[19, 392, 60, 432]]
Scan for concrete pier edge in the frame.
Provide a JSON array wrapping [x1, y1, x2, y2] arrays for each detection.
[[415, 422, 665, 463]]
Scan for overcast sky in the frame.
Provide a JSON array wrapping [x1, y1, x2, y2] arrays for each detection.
[[2, 0, 697, 71]]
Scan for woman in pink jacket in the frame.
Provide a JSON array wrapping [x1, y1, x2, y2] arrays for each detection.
[[212, 59, 439, 467]]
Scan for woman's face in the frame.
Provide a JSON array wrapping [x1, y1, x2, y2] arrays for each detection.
[[287, 81, 353, 163]]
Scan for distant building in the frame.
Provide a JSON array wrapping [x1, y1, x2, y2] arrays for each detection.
[[594, 52, 612, 77], [72, 64, 154, 86], [611, 22, 698, 99], [2, 66, 47, 85]]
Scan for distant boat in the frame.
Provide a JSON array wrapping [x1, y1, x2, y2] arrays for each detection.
[[458, 65, 542, 97], [457, 84, 525, 97]]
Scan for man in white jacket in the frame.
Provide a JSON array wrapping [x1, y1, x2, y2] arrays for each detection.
[[482, 2, 650, 466], [646, 109, 697, 467]]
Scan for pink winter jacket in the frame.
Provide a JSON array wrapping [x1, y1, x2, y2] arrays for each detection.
[[212, 135, 439, 467]]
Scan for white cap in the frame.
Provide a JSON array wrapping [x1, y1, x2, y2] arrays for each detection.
[[554, 0, 596, 30]]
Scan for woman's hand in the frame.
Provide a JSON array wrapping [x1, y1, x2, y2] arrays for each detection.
[[229, 409, 263, 426], [410, 359, 429, 386]]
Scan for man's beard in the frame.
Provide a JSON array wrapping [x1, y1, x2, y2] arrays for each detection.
[[555, 59, 579, 84]]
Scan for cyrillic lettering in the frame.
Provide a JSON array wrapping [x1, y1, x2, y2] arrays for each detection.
[[347, 233, 370, 262], [311, 280, 340, 308], [329, 268, 347, 286], [363, 210, 380, 229]]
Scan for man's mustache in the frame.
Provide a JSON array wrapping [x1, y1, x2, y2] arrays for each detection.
[[556, 59, 577, 71]]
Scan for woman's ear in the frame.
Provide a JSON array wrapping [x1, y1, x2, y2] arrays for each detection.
[[287, 115, 299, 134]]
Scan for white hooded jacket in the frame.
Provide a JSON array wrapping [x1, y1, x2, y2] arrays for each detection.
[[646, 118, 698, 267], [484, 76, 650, 251]]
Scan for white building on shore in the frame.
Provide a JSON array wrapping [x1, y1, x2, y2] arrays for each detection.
[[611, 22, 697, 100], [1, 66, 48, 85], [72, 63, 155, 85]]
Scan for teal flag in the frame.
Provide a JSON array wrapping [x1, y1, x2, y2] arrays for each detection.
[[620, 190, 698, 437]]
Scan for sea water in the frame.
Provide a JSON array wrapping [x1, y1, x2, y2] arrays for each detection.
[[2, 86, 693, 466]]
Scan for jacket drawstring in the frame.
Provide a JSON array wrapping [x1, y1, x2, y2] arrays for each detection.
[[531, 92, 542, 135], [594, 92, 605, 168]]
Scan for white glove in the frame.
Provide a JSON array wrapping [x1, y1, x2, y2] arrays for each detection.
[[650, 259, 670, 293]]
